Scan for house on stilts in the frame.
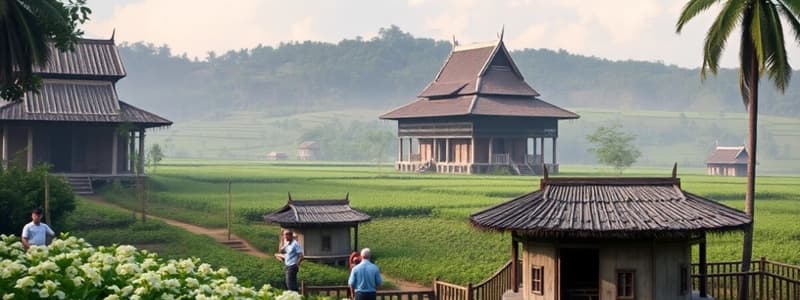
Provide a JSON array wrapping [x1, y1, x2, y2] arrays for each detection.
[[0, 37, 172, 193], [380, 38, 578, 175]]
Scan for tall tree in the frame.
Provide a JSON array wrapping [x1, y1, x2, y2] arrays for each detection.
[[0, 0, 91, 100], [676, 1, 800, 298], [586, 124, 641, 174]]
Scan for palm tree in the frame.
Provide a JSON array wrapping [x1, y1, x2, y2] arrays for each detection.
[[676, 0, 800, 298], [0, 0, 91, 100]]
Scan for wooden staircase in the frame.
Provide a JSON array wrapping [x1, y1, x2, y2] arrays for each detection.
[[66, 176, 94, 195], [220, 239, 249, 252]]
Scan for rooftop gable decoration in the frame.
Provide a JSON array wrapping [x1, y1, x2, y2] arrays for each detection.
[[263, 193, 372, 227], [470, 168, 751, 239], [381, 39, 577, 120]]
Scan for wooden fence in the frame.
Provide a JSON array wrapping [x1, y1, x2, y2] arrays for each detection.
[[302, 260, 518, 300], [691, 257, 800, 300]]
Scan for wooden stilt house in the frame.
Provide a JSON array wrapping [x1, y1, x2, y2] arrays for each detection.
[[0, 38, 171, 190], [706, 146, 748, 176], [380, 39, 578, 175], [470, 169, 751, 300], [263, 194, 371, 266]]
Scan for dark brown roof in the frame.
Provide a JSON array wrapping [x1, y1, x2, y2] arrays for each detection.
[[382, 40, 574, 120], [34, 38, 126, 80], [380, 95, 578, 119], [707, 146, 748, 164], [23, 80, 120, 115], [470, 177, 751, 239], [0, 95, 172, 127], [263, 197, 371, 227]]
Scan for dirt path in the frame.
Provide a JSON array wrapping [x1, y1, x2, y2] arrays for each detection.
[[82, 195, 428, 290]]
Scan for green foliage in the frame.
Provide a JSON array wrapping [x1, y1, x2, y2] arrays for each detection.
[[0, 0, 92, 100], [0, 164, 75, 235], [586, 124, 641, 173], [147, 143, 165, 172], [299, 120, 395, 161]]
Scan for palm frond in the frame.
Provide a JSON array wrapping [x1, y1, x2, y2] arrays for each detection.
[[740, 6, 757, 107], [702, 0, 746, 79], [777, 1, 800, 47], [677, 0, 721, 32], [761, 1, 791, 91]]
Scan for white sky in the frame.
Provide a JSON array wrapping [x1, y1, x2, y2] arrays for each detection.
[[84, 0, 800, 69]]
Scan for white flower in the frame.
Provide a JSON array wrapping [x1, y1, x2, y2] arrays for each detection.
[[277, 290, 302, 300], [14, 276, 35, 289], [72, 276, 84, 287], [3, 293, 14, 300], [38, 288, 50, 298], [104, 295, 120, 300], [53, 290, 66, 300]]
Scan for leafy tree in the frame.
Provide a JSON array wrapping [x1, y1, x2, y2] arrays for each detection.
[[147, 143, 165, 173], [586, 124, 641, 173], [0, 164, 75, 235], [0, 0, 91, 100], [677, 1, 800, 297]]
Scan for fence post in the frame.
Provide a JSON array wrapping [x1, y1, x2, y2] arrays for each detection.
[[300, 281, 306, 296], [699, 239, 707, 298], [760, 256, 766, 299], [467, 283, 473, 300], [432, 277, 439, 300]]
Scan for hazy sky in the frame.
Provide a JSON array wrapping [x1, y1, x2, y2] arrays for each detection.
[[85, 0, 800, 69]]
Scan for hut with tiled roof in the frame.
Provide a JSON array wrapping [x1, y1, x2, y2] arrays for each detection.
[[470, 168, 751, 300], [380, 38, 578, 175], [0, 37, 171, 191], [263, 193, 371, 265], [706, 146, 748, 176]]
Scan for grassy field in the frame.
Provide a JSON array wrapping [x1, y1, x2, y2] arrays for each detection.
[[94, 161, 800, 286], [148, 108, 800, 174]]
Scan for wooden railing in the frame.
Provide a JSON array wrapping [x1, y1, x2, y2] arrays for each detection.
[[301, 283, 434, 300], [471, 260, 519, 300], [492, 154, 509, 165], [691, 257, 800, 300]]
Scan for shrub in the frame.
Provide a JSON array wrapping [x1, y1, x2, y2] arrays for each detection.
[[0, 165, 75, 235]]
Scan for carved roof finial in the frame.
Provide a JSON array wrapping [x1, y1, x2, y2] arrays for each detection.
[[452, 35, 459, 47]]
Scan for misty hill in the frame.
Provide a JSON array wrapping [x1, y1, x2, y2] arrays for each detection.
[[116, 26, 800, 122]]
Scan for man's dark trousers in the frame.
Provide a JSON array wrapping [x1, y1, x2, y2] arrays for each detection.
[[285, 264, 299, 291], [355, 291, 377, 300]]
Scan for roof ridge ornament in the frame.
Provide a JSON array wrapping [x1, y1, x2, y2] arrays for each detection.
[[672, 162, 678, 179], [110, 28, 116, 42], [540, 165, 549, 189], [497, 25, 504, 41], [288, 192, 293, 202], [452, 35, 459, 47]]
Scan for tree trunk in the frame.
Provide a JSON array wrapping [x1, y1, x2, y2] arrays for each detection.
[[739, 47, 758, 300]]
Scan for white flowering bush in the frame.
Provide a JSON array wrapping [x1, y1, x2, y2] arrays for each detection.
[[0, 234, 306, 300]]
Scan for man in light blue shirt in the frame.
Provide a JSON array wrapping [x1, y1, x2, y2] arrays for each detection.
[[280, 230, 303, 291], [21, 208, 55, 250], [349, 248, 383, 300]]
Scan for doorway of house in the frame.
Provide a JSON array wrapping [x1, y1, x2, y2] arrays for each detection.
[[49, 128, 73, 172], [560, 248, 599, 300]]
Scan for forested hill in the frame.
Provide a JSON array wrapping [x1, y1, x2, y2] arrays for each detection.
[[116, 26, 800, 121]]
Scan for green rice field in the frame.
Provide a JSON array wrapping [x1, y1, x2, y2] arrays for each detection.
[[96, 161, 800, 286]]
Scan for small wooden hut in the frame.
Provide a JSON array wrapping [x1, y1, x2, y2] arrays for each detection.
[[0, 38, 171, 187], [380, 39, 578, 175], [297, 141, 320, 160], [706, 146, 747, 176], [470, 170, 751, 300], [263, 194, 371, 265], [267, 151, 288, 161]]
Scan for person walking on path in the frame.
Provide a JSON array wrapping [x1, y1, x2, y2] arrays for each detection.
[[21, 208, 55, 250], [280, 230, 303, 292], [349, 248, 383, 300]]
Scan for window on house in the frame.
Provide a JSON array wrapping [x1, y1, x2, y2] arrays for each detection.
[[321, 235, 332, 252], [617, 270, 635, 299], [531, 266, 544, 295]]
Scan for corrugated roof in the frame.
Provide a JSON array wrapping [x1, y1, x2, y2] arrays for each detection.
[[34, 39, 126, 79], [707, 146, 748, 164], [23, 80, 119, 115], [470, 177, 751, 239], [263, 198, 371, 226], [387, 39, 575, 120], [0, 99, 171, 127]]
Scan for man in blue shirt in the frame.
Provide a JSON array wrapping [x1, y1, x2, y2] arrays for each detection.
[[349, 248, 383, 300], [280, 230, 303, 291], [21, 208, 55, 250]]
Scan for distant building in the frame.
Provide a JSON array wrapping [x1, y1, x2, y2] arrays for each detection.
[[706, 146, 748, 176], [297, 141, 320, 160], [380, 38, 578, 175], [267, 151, 288, 161], [0, 38, 172, 193], [263, 194, 371, 266]]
